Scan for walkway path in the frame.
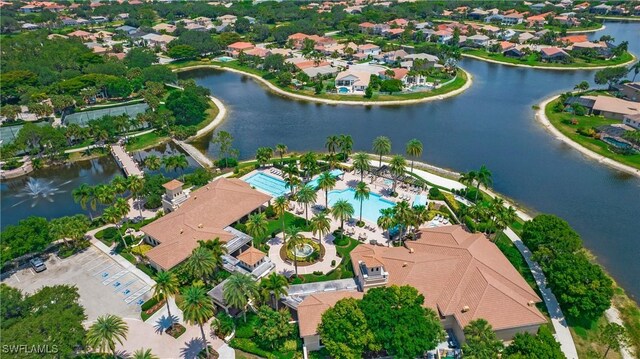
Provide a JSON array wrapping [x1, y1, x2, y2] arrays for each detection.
[[110, 143, 144, 177], [173, 139, 213, 168], [267, 232, 339, 277], [535, 95, 640, 178], [503, 227, 579, 359], [604, 307, 636, 359]]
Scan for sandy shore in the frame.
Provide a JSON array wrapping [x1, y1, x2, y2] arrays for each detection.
[[174, 65, 473, 106], [535, 95, 640, 178], [191, 95, 227, 139], [462, 52, 636, 70]]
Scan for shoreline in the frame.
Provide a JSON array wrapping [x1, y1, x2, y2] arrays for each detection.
[[462, 52, 637, 70], [535, 94, 640, 178], [191, 95, 227, 139], [174, 65, 473, 106]]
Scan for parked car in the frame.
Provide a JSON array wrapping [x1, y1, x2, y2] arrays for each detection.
[[29, 257, 47, 272]]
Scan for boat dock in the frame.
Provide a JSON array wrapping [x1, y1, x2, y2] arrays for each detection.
[[110, 144, 143, 177], [172, 139, 213, 168]]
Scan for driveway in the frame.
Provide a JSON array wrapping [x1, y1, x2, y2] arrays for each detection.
[[1, 245, 152, 322]]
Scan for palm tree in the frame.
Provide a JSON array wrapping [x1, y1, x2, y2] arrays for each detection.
[[272, 196, 290, 244], [260, 272, 288, 309], [300, 152, 318, 180], [162, 155, 177, 174], [111, 175, 128, 196], [174, 154, 189, 180], [285, 226, 306, 277], [331, 199, 354, 232], [475, 165, 493, 201], [102, 206, 127, 248], [296, 185, 317, 223], [95, 184, 116, 207], [185, 247, 217, 284], [284, 175, 301, 196], [316, 171, 337, 208], [132, 348, 159, 359], [459, 170, 477, 190], [393, 200, 413, 238], [153, 271, 179, 323], [354, 181, 370, 224], [223, 273, 259, 322], [197, 238, 228, 270], [114, 197, 130, 221], [127, 176, 145, 219], [310, 212, 331, 243], [372, 136, 392, 167], [73, 184, 96, 220], [85, 314, 129, 358], [405, 139, 423, 173], [144, 154, 161, 171], [325, 135, 340, 157], [412, 204, 430, 230], [377, 208, 395, 243], [339, 134, 353, 158], [352, 152, 370, 181], [179, 286, 215, 356], [389, 155, 407, 194], [275, 143, 288, 162], [246, 212, 269, 241], [494, 205, 517, 239]]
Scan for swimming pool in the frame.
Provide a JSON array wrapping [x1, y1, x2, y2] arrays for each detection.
[[244, 172, 289, 197], [413, 194, 428, 207], [216, 56, 235, 62], [306, 169, 344, 190], [327, 188, 394, 223], [338, 87, 350, 94], [603, 137, 636, 151]]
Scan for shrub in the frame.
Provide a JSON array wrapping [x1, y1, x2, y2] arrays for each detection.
[[464, 216, 477, 232], [428, 187, 444, 200], [313, 271, 323, 275], [235, 223, 247, 233], [282, 339, 298, 352], [577, 127, 596, 137], [213, 312, 235, 338], [216, 157, 238, 168], [442, 193, 461, 214], [331, 259, 336, 267], [229, 338, 275, 359], [144, 194, 162, 209], [333, 234, 349, 246], [264, 205, 276, 219], [141, 297, 159, 311]]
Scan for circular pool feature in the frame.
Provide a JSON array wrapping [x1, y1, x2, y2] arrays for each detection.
[[292, 243, 314, 258]]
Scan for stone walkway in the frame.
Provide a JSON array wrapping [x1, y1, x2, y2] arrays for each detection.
[[267, 232, 340, 277], [110, 143, 143, 177], [504, 227, 578, 359]]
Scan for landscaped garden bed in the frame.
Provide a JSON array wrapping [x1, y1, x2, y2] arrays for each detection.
[[166, 323, 186, 338], [140, 297, 163, 321], [279, 238, 324, 266]]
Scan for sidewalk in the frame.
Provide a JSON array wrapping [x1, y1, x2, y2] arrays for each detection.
[[504, 227, 578, 359]]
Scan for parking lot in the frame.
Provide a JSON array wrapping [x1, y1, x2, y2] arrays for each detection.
[[1, 246, 152, 322]]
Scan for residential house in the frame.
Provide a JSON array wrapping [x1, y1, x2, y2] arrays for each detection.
[[434, 29, 453, 44], [244, 47, 270, 58], [115, 25, 138, 35], [467, 34, 490, 47], [141, 178, 272, 271], [19, 4, 41, 13], [502, 13, 524, 25], [383, 28, 405, 38], [61, 17, 78, 26], [287, 33, 336, 49], [217, 14, 238, 25], [379, 68, 426, 89], [582, 95, 640, 120], [335, 70, 371, 93], [153, 23, 176, 33], [387, 18, 409, 28], [619, 82, 640, 102], [226, 41, 255, 57], [468, 8, 489, 20], [540, 47, 571, 62], [91, 16, 109, 24], [591, 3, 612, 14], [141, 33, 176, 51], [359, 22, 375, 34], [375, 49, 408, 64], [357, 43, 381, 56], [485, 14, 504, 23], [67, 30, 95, 41], [372, 23, 390, 35], [623, 114, 640, 129], [22, 23, 39, 30], [404, 53, 439, 69], [517, 32, 535, 43]]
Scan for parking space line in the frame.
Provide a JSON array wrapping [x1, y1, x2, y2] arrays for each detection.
[[87, 259, 111, 272], [114, 279, 136, 293], [92, 263, 116, 276], [84, 257, 109, 269]]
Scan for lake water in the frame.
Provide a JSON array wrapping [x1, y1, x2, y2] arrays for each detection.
[[185, 21, 640, 300]]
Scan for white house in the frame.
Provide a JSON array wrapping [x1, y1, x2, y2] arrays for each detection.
[[467, 34, 490, 47], [335, 70, 371, 94]]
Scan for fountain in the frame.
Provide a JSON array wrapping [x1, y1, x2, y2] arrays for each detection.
[[11, 177, 72, 208], [292, 243, 314, 258]]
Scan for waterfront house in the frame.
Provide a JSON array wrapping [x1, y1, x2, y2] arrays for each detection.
[[226, 41, 255, 57], [540, 47, 571, 62], [141, 177, 272, 271], [141, 33, 176, 51], [502, 12, 524, 25], [467, 34, 490, 47], [582, 96, 640, 120], [619, 82, 640, 102], [590, 3, 612, 14], [335, 70, 371, 94]]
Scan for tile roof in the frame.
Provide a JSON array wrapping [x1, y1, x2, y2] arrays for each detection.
[[237, 247, 266, 266], [297, 291, 364, 337], [142, 178, 271, 270], [162, 179, 183, 191], [350, 225, 546, 331]]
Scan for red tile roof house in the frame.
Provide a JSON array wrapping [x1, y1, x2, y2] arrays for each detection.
[[359, 22, 376, 33], [335, 70, 371, 94], [296, 226, 546, 352], [140, 177, 272, 271], [378, 68, 426, 89], [540, 47, 571, 62], [67, 30, 95, 41], [357, 43, 381, 56], [287, 33, 336, 50], [226, 41, 255, 57]]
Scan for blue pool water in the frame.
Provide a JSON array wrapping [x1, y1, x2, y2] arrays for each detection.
[[306, 169, 345, 190], [327, 188, 394, 223], [216, 56, 234, 62], [413, 194, 428, 207], [603, 137, 635, 151], [244, 172, 289, 197]]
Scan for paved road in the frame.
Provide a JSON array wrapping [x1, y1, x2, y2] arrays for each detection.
[[504, 227, 579, 359]]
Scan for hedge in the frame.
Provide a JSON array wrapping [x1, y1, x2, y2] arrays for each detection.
[[141, 297, 159, 311], [230, 338, 276, 359], [442, 193, 461, 214]]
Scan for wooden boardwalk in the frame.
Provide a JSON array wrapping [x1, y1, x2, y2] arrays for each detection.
[[172, 139, 213, 168], [110, 144, 143, 177]]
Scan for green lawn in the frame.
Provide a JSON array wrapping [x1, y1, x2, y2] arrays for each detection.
[[125, 132, 168, 152], [298, 235, 360, 283], [545, 99, 640, 170], [463, 49, 634, 68]]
